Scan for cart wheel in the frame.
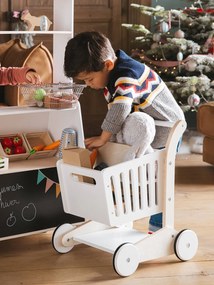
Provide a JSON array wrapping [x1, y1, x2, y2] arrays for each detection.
[[174, 229, 198, 261], [113, 243, 139, 277], [52, 223, 75, 254]]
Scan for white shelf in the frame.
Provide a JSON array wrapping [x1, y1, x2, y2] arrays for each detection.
[[0, 157, 58, 175], [0, 31, 72, 35], [0, 105, 77, 115], [0, 0, 80, 175], [0, 104, 85, 154]]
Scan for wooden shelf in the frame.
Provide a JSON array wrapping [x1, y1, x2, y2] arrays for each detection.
[[0, 157, 58, 175]]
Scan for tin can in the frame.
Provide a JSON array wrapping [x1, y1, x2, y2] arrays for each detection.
[[58, 128, 77, 159]]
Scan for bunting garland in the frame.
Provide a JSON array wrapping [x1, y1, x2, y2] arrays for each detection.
[[36, 170, 61, 198]]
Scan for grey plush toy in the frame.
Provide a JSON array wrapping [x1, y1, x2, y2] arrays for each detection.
[[114, 112, 156, 161]]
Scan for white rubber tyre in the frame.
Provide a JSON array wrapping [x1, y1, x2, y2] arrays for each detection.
[[52, 223, 75, 254], [174, 229, 198, 261], [113, 243, 139, 277]]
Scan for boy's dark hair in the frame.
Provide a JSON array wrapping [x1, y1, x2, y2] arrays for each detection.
[[64, 31, 115, 78]]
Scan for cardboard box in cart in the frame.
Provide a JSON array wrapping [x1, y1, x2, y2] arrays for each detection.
[[62, 143, 131, 183], [62, 147, 93, 183]]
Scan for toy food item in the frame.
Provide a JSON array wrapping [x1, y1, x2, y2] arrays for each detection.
[[2, 137, 13, 148], [43, 140, 60, 150], [1, 135, 26, 156], [34, 88, 46, 101], [90, 149, 97, 168], [43, 96, 72, 109], [34, 88, 46, 107], [14, 145, 26, 154], [28, 144, 45, 157], [32, 145, 45, 151], [4, 147, 13, 155], [13, 136, 23, 146]]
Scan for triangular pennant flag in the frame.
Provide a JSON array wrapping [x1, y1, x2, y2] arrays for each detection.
[[45, 178, 54, 193], [55, 184, 61, 198], [37, 170, 45, 184]]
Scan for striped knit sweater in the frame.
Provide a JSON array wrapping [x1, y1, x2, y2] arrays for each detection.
[[101, 50, 185, 148]]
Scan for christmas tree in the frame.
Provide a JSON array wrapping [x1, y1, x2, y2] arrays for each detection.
[[122, 0, 214, 116]]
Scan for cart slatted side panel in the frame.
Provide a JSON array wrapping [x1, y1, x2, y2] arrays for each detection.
[[57, 149, 166, 227], [102, 150, 165, 226]]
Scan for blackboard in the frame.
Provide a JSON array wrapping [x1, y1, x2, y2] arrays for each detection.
[[0, 167, 83, 238]]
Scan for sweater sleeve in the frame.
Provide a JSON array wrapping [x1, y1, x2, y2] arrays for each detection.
[[101, 103, 132, 134], [0, 67, 34, 85]]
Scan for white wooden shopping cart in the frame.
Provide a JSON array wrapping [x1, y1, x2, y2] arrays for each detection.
[[52, 120, 198, 277]]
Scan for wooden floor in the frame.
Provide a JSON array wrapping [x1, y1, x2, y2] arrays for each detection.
[[0, 154, 213, 285]]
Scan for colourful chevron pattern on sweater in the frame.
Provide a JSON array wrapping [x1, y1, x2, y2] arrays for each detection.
[[106, 50, 165, 109]]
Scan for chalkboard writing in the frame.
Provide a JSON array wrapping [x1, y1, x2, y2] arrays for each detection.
[[0, 167, 83, 238], [0, 183, 23, 209]]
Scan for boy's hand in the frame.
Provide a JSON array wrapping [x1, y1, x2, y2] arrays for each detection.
[[84, 136, 106, 151], [85, 131, 112, 150], [26, 71, 42, 84]]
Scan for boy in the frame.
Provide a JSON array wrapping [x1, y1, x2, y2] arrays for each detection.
[[64, 31, 185, 231]]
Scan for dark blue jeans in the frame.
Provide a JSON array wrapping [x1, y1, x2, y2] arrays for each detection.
[[149, 213, 162, 229]]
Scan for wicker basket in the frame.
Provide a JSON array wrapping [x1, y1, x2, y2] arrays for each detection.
[[20, 83, 86, 108]]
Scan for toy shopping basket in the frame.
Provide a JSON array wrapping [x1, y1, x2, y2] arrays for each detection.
[[52, 120, 198, 277]]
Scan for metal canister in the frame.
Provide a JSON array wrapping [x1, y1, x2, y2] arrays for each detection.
[[58, 128, 77, 159]]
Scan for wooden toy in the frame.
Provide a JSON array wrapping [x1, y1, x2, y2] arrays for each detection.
[[53, 120, 198, 277], [21, 9, 52, 31]]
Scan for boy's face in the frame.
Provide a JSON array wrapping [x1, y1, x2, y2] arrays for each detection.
[[75, 60, 114, 89], [76, 70, 108, 89]]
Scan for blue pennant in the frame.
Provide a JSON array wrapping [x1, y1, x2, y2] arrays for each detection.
[[37, 170, 45, 184]]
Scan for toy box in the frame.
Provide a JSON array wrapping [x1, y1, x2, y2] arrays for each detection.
[[23, 131, 58, 159], [0, 134, 30, 161], [62, 147, 93, 183]]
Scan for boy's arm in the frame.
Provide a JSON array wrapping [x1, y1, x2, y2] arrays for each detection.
[[84, 103, 131, 150], [101, 103, 132, 134]]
